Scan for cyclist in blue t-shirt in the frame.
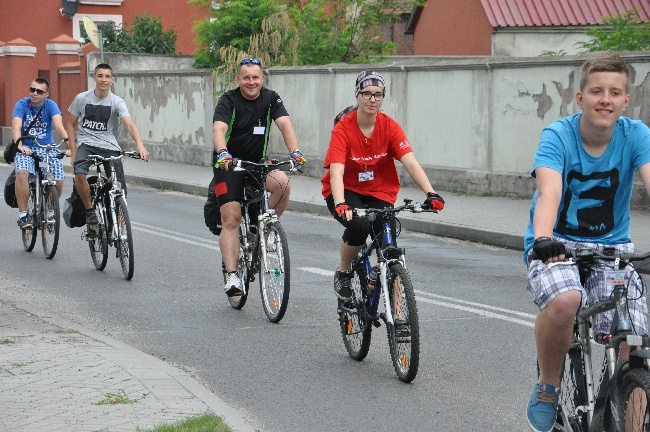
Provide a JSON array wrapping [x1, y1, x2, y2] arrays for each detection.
[[12, 77, 70, 230], [524, 52, 650, 432]]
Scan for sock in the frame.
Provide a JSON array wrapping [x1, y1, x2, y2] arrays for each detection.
[[19, 211, 27, 218]]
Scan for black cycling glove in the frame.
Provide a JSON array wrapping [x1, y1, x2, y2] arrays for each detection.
[[532, 237, 566, 262]]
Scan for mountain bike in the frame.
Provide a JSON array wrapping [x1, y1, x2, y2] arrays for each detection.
[[538, 247, 650, 431], [82, 151, 141, 280], [221, 158, 300, 323], [15, 135, 66, 259], [337, 199, 436, 383]]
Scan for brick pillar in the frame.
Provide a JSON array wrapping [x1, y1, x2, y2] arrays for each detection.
[[46, 34, 80, 107], [47, 34, 81, 126], [0, 41, 6, 128], [3, 38, 36, 127]]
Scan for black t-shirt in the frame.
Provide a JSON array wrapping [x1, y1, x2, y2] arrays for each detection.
[[212, 87, 289, 162]]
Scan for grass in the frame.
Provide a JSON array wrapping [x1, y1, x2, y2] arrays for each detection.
[[95, 389, 147, 405], [137, 413, 232, 432]]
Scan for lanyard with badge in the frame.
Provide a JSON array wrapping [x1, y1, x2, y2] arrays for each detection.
[[253, 119, 265, 135]]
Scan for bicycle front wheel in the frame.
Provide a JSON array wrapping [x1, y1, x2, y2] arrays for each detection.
[[41, 187, 60, 259], [386, 263, 420, 383], [259, 221, 290, 323], [115, 196, 134, 280], [340, 266, 372, 361], [22, 189, 38, 252], [620, 367, 650, 431], [88, 204, 108, 271]]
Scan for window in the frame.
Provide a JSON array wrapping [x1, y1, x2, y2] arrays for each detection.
[[72, 14, 123, 43], [80, 0, 124, 5]]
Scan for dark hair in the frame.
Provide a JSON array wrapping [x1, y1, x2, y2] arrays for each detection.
[[94, 63, 114, 75], [580, 52, 629, 92], [33, 77, 50, 91]]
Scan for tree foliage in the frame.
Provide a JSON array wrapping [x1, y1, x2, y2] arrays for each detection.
[[576, 8, 650, 53], [83, 13, 177, 55], [191, 0, 413, 68]]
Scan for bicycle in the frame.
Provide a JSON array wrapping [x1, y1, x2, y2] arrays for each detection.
[[337, 199, 436, 383], [537, 247, 650, 431], [82, 151, 141, 280], [221, 158, 300, 323], [15, 135, 66, 259]]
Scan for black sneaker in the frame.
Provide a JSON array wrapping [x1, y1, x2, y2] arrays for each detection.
[[86, 210, 99, 226], [18, 214, 33, 230], [334, 269, 354, 301]]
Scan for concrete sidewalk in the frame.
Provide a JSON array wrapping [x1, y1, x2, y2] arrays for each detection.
[[2, 157, 650, 431]]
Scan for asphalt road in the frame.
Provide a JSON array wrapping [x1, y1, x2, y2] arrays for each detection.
[[0, 170, 540, 432]]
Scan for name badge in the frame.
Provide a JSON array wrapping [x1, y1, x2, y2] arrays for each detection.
[[253, 126, 266, 135], [358, 171, 374, 182]]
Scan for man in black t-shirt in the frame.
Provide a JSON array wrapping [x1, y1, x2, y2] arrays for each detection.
[[212, 58, 305, 297]]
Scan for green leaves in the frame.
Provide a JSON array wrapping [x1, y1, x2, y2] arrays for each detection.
[[576, 8, 650, 53]]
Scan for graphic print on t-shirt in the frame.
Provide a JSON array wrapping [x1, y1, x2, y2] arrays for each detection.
[[556, 169, 619, 237], [82, 104, 111, 132]]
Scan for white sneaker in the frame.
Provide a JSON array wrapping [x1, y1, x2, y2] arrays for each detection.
[[224, 272, 245, 297], [267, 231, 277, 252]]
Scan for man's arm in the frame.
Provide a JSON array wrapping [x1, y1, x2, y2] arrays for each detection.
[[532, 167, 563, 240], [400, 152, 435, 196], [122, 116, 149, 161], [66, 114, 78, 161], [273, 116, 299, 153], [51, 114, 70, 155], [638, 163, 650, 199], [213, 120, 229, 153]]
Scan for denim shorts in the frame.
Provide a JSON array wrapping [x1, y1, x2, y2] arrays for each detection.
[[527, 240, 648, 337], [14, 148, 64, 182]]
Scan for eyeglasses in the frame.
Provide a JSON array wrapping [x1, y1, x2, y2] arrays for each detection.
[[29, 87, 46, 95], [240, 58, 262, 66], [359, 91, 384, 101]]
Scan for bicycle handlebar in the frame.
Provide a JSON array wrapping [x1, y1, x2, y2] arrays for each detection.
[[538, 247, 650, 269], [83, 151, 142, 165], [15, 135, 67, 160], [352, 199, 438, 218], [231, 158, 300, 172]]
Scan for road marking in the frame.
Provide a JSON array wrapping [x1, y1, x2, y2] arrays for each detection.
[[298, 266, 535, 327], [130, 221, 219, 251]]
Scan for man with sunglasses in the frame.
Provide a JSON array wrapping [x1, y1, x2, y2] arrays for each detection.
[[212, 57, 305, 297], [12, 77, 70, 230]]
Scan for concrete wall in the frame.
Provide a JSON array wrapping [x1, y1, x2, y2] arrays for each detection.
[[74, 52, 650, 203], [493, 29, 593, 57]]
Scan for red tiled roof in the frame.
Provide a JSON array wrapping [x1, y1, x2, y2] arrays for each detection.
[[481, 0, 650, 27]]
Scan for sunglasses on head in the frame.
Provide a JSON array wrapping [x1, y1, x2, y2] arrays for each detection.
[[29, 87, 46, 95], [240, 58, 261, 66]]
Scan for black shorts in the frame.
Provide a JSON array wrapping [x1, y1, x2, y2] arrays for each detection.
[[213, 167, 271, 206], [73, 144, 126, 189]]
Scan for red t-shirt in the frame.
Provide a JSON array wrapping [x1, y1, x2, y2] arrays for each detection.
[[321, 111, 413, 204]]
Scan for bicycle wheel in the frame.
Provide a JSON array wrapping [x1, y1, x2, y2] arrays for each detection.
[[340, 266, 372, 361], [556, 342, 589, 431], [386, 263, 420, 383], [41, 186, 60, 259], [88, 203, 108, 271], [115, 196, 134, 280], [259, 221, 290, 323], [620, 367, 650, 431], [227, 229, 250, 309], [22, 188, 38, 252]]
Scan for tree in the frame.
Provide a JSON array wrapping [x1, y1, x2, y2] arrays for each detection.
[[576, 8, 650, 53], [83, 13, 177, 55]]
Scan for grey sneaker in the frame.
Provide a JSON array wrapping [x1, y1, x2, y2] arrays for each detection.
[[334, 269, 354, 301], [86, 209, 99, 226], [18, 214, 33, 230], [224, 272, 245, 297]]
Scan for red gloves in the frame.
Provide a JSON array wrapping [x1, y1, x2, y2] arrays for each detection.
[[424, 192, 445, 211]]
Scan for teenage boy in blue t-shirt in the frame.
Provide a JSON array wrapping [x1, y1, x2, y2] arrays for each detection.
[[524, 52, 650, 432]]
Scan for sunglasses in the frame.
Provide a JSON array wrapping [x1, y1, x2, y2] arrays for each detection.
[[29, 87, 46, 95], [240, 58, 262, 66]]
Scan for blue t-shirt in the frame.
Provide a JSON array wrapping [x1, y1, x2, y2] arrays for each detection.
[[523, 114, 650, 262], [12, 97, 62, 147]]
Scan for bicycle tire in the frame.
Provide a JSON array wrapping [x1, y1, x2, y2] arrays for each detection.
[[227, 228, 250, 310], [340, 266, 372, 361], [259, 221, 290, 323], [620, 367, 650, 431], [88, 202, 108, 271], [22, 188, 38, 252], [41, 186, 60, 259], [115, 196, 134, 280], [555, 341, 589, 431], [386, 263, 420, 383]]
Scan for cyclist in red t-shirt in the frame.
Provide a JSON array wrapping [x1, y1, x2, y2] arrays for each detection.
[[321, 70, 445, 301]]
